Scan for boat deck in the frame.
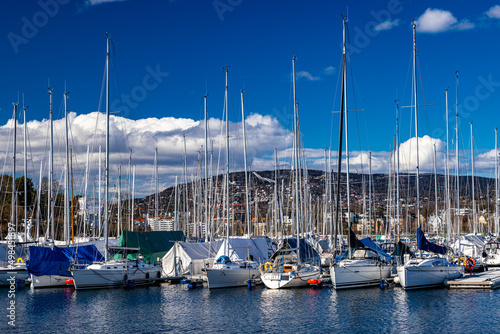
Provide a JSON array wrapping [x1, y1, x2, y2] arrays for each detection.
[[447, 269, 500, 290]]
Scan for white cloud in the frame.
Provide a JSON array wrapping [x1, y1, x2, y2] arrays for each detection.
[[486, 5, 500, 19], [323, 66, 336, 76], [395, 136, 446, 172], [415, 8, 474, 33], [296, 71, 320, 81], [374, 19, 400, 31]]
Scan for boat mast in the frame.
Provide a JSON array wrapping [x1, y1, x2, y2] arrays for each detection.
[[433, 143, 438, 234], [49, 89, 54, 241], [183, 134, 188, 238], [292, 57, 301, 258], [471, 122, 476, 234], [413, 22, 421, 235], [495, 128, 499, 236], [155, 147, 158, 231], [83, 145, 90, 238], [174, 175, 178, 231], [455, 71, 460, 238], [204, 94, 209, 240], [23, 105, 28, 242], [369, 151, 372, 237], [132, 165, 135, 232], [104, 36, 110, 262], [445, 88, 451, 240], [333, 16, 347, 252], [98, 144, 102, 238], [64, 91, 70, 245], [118, 165, 122, 236], [37, 162, 42, 241], [128, 148, 132, 231], [224, 66, 229, 256], [241, 89, 251, 237], [396, 101, 400, 237], [12, 103, 18, 241]]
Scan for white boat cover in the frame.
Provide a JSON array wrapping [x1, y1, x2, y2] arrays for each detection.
[[161, 240, 222, 276], [213, 237, 272, 264]]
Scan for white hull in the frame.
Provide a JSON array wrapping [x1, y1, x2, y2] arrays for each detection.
[[261, 267, 320, 289], [397, 259, 464, 290], [31, 274, 69, 288], [330, 261, 392, 289], [0, 263, 30, 287], [206, 267, 261, 289], [71, 261, 162, 290]]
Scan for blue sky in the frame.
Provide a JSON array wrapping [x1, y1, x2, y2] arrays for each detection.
[[1, 0, 500, 194]]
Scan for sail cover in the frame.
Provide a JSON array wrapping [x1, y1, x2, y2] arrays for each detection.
[[27, 245, 103, 277], [417, 228, 447, 255]]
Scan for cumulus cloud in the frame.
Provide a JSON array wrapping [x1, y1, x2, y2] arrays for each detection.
[[374, 19, 400, 31], [0, 112, 494, 197], [296, 71, 320, 81], [486, 5, 500, 19], [323, 66, 336, 75], [415, 8, 474, 33], [0, 112, 293, 196]]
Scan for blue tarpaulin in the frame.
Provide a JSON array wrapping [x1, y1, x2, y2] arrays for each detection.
[[27, 245, 104, 277], [270, 238, 321, 264], [335, 233, 392, 262], [417, 228, 447, 255]]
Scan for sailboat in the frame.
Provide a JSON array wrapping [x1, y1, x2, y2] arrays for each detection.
[[0, 104, 30, 287], [260, 57, 321, 289], [396, 22, 463, 290], [329, 16, 393, 290], [205, 71, 264, 289], [71, 36, 162, 289]]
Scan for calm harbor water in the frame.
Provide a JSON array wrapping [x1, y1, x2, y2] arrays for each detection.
[[2, 281, 499, 333]]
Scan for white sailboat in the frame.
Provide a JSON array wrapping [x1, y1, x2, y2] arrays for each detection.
[[71, 36, 161, 289], [260, 58, 321, 289], [205, 70, 263, 289], [1, 104, 30, 287], [329, 16, 392, 290], [396, 23, 463, 290]]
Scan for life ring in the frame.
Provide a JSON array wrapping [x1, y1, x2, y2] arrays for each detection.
[[264, 262, 272, 271], [17, 258, 23, 263], [465, 257, 476, 269]]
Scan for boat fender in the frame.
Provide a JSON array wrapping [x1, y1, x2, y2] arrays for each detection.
[[157, 271, 161, 278], [264, 262, 272, 271], [17, 258, 24, 263], [290, 270, 295, 275], [393, 276, 400, 284]]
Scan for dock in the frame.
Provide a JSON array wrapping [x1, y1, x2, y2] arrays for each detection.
[[447, 269, 500, 290]]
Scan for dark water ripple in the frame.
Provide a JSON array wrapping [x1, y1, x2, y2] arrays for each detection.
[[1, 282, 499, 333]]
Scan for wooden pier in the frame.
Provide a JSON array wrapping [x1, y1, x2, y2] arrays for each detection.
[[447, 269, 500, 290]]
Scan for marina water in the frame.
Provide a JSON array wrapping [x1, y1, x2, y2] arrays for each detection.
[[2, 282, 499, 333]]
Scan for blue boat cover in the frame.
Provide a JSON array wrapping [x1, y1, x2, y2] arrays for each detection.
[[271, 238, 320, 264], [417, 228, 447, 255], [335, 237, 392, 262], [27, 245, 104, 277]]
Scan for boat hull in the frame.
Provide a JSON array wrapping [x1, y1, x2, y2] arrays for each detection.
[[0, 264, 30, 287], [397, 263, 463, 290], [31, 274, 69, 288], [206, 268, 261, 289], [71, 263, 162, 290], [261, 268, 320, 289], [330, 263, 392, 289]]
